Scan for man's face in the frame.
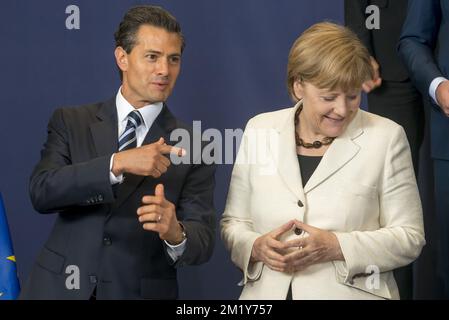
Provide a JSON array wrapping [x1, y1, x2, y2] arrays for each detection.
[[116, 25, 182, 107]]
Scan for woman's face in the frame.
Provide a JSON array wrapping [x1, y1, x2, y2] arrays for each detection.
[[293, 81, 361, 138]]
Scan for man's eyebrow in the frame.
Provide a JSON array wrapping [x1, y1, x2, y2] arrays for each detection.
[[144, 49, 162, 55], [143, 50, 181, 57]]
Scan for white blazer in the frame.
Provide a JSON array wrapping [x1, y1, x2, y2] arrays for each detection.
[[221, 102, 425, 300]]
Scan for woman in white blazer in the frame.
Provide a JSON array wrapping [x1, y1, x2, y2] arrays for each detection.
[[220, 22, 425, 300]]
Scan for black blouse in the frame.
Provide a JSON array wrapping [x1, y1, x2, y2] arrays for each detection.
[[286, 154, 323, 300], [297, 154, 322, 187]]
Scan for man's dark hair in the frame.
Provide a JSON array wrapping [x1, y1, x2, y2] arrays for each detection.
[[114, 5, 185, 79]]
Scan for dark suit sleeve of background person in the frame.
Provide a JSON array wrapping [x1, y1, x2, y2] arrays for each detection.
[[29, 107, 115, 214], [398, 0, 443, 99], [345, 0, 374, 55]]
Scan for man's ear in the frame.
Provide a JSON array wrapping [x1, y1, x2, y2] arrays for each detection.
[[293, 80, 304, 100], [115, 47, 128, 73]]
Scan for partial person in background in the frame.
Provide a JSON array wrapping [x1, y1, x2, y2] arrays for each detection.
[[345, 0, 425, 300], [221, 22, 425, 300], [398, 0, 449, 299]]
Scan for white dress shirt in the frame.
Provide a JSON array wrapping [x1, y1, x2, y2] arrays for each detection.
[[429, 76, 448, 106], [109, 87, 186, 261]]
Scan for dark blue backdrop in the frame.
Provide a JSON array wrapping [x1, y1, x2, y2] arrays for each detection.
[[6, 0, 438, 300]]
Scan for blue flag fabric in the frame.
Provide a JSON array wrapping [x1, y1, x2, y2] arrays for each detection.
[[0, 193, 20, 300]]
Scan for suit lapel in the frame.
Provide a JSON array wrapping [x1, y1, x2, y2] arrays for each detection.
[[271, 103, 303, 199], [90, 98, 118, 158], [114, 104, 177, 208], [304, 110, 363, 193], [272, 102, 364, 197]]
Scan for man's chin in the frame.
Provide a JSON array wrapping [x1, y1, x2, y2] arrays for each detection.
[[146, 94, 168, 104]]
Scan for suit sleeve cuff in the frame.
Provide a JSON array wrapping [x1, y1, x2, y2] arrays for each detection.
[[239, 261, 263, 285], [236, 232, 263, 286], [332, 232, 366, 284]]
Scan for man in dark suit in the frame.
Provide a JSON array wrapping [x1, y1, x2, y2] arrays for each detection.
[[345, 0, 424, 299], [398, 0, 449, 299], [20, 5, 216, 300]]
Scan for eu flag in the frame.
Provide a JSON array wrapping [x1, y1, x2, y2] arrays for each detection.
[[0, 193, 20, 299]]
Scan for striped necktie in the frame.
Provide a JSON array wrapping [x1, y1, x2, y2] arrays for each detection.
[[118, 110, 144, 151]]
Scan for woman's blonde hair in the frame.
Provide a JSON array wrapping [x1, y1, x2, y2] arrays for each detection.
[[287, 22, 374, 101]]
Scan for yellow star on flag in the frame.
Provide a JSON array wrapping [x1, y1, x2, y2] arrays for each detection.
[[6, 256, 16, 262]]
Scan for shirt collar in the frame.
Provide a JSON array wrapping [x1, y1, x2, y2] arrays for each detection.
[[115, 87, 163, 129]]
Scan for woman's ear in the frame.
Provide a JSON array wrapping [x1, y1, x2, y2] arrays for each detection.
[[293, 80, 304, 100], [114, 47, 128, 72]]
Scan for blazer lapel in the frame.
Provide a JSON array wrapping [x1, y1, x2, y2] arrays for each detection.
[[114, 104, 177, 208], [304, 110, 363, 193], [90, 98, 118, 158], [271, 102, 303, 199]]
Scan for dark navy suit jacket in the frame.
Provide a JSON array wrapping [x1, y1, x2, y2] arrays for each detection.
[[21, 98, 216, 299], [399, 0, 449, 160]]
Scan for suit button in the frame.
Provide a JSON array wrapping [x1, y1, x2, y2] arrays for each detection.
[[103, 237, 112, 246], [297, 200, 304, 207], [89, 275, 98, 284], [294, 228, 303, 235]]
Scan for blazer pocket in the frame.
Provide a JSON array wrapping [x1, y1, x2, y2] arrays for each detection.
[[343, 273, 393, 300], [333, 262, 393, 299], [336, 180, 377, 199], [140, 278, 178, 300], [36, 246, 66, 275]]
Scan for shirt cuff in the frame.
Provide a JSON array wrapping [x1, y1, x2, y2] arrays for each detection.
[[429, 77, 448, 106], [109, 154, 124, 185], [165, 239, 187, 262]]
